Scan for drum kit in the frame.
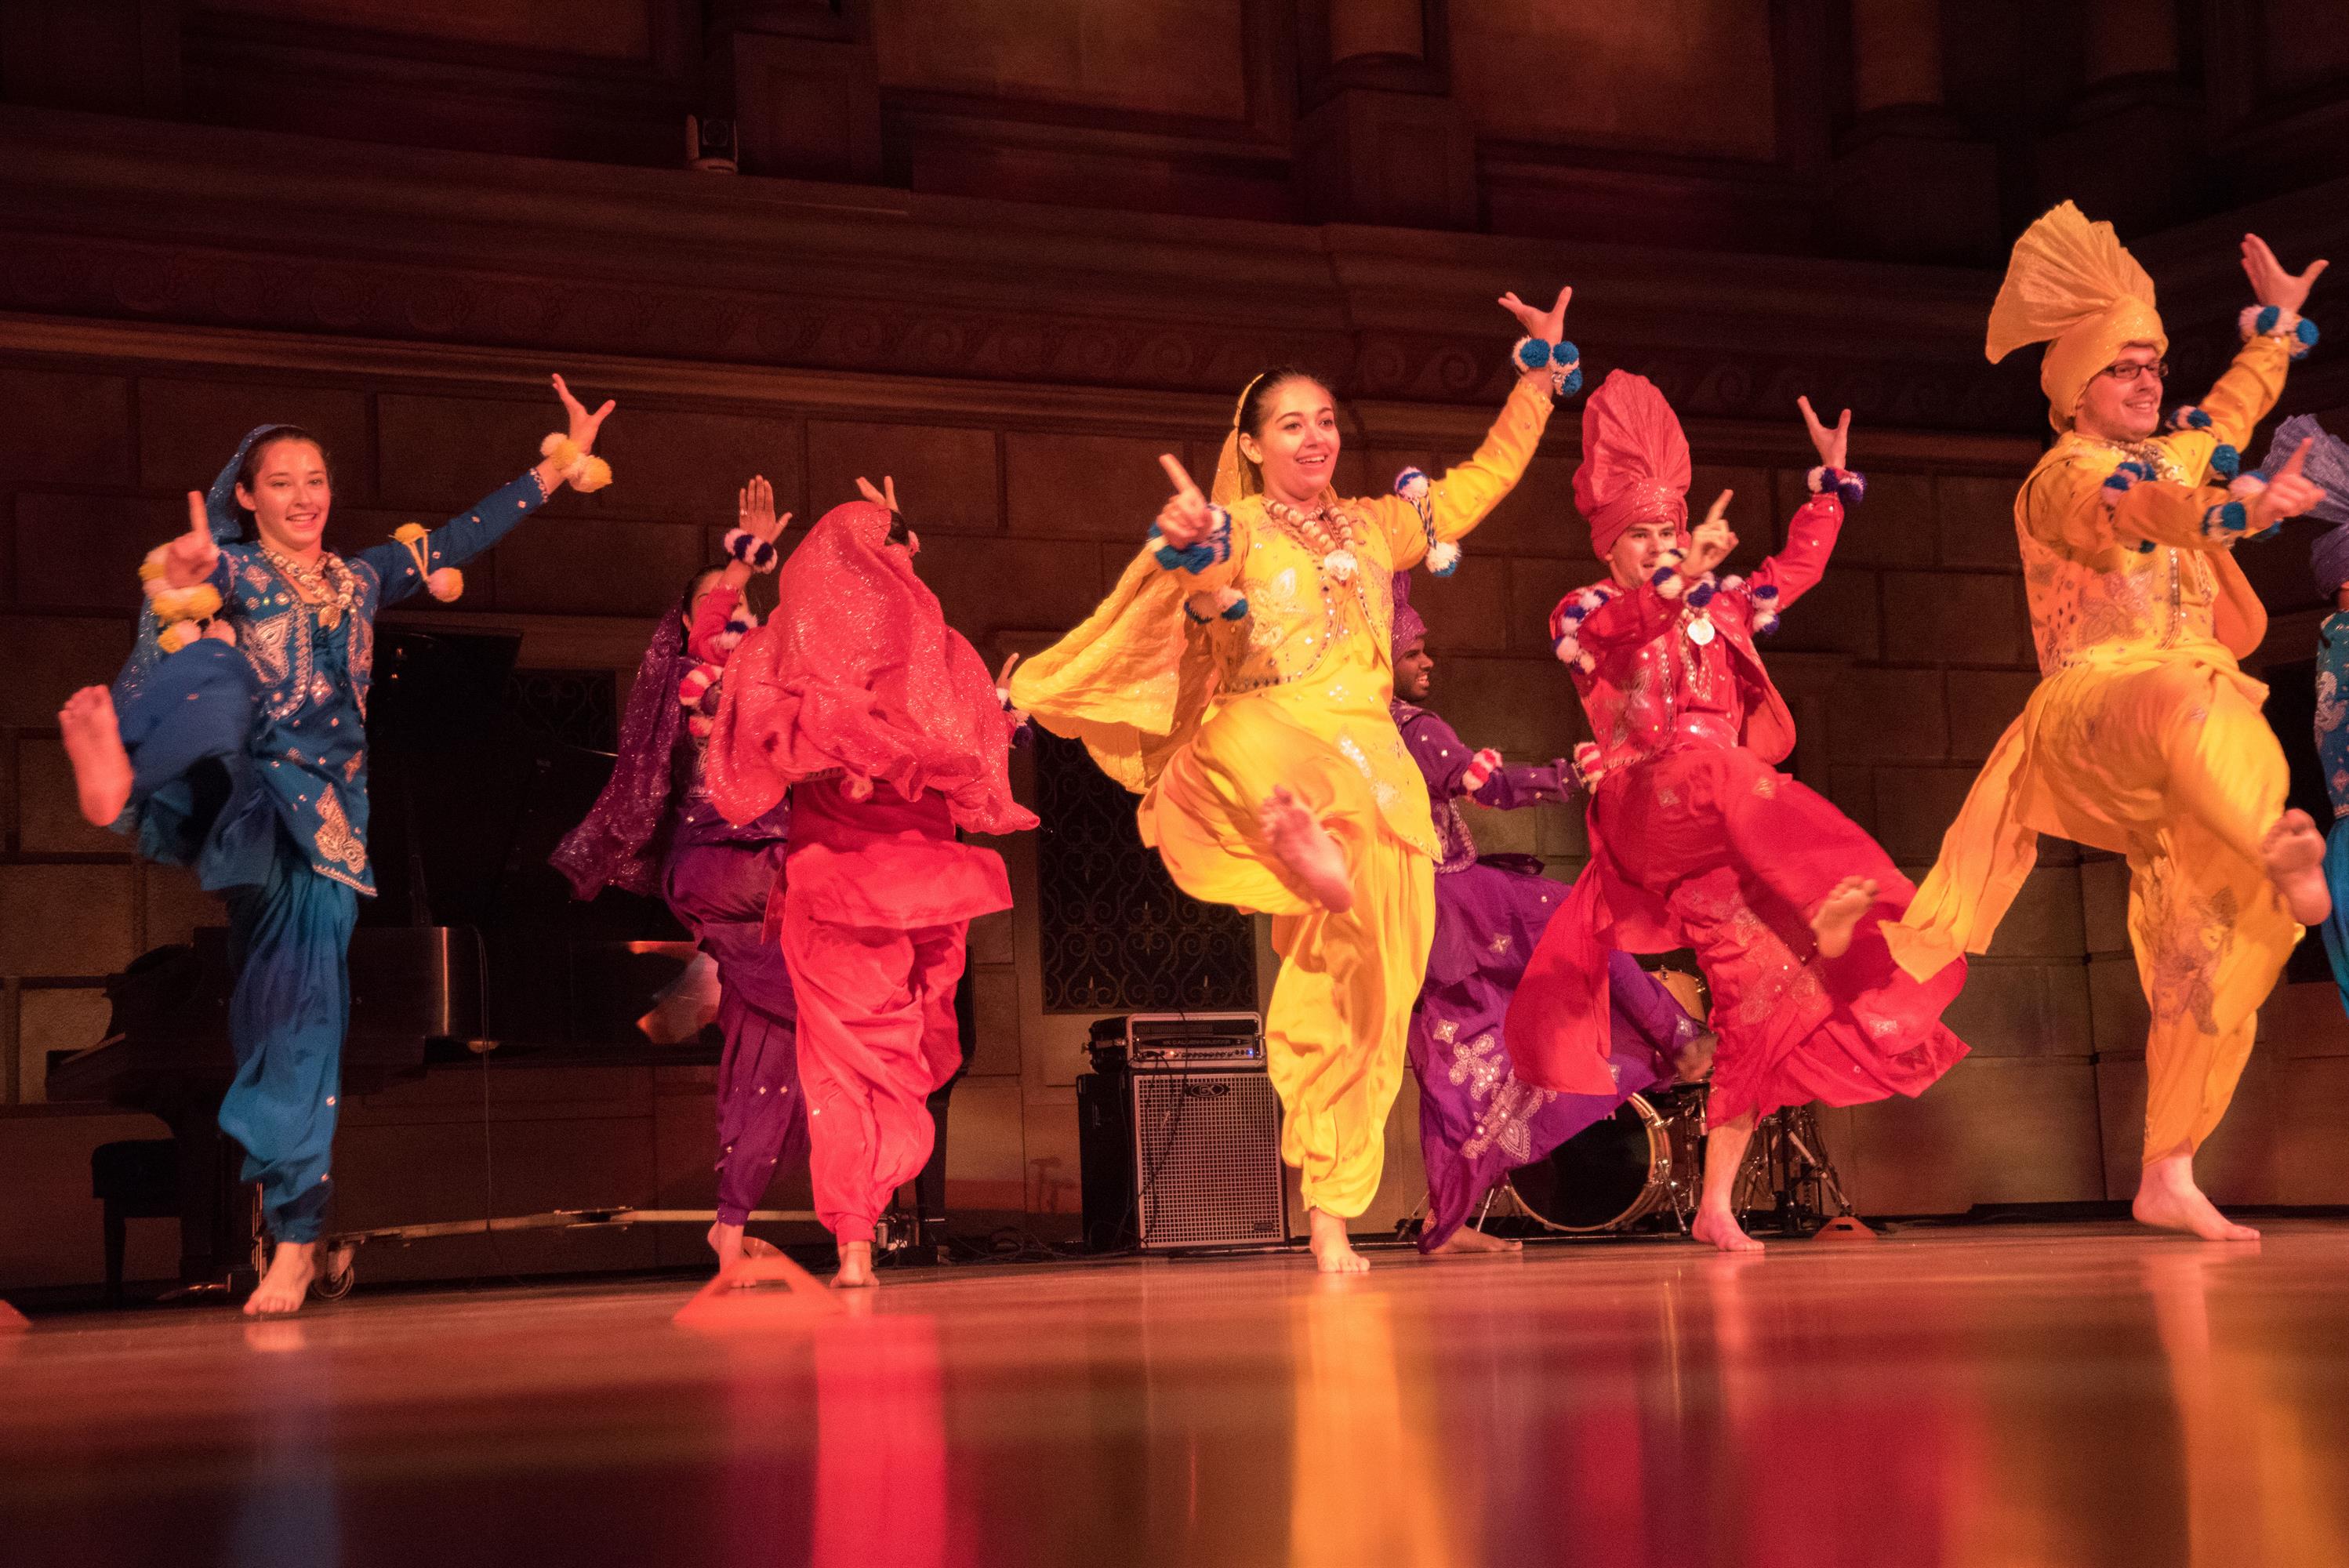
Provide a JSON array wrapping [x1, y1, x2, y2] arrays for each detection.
[[1488, 1083, 1857, 1240]]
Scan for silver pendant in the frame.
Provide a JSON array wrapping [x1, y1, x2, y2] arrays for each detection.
[[1686, 615, 1715, 647]]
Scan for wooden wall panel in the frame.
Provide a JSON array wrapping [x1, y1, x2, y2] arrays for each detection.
[[872, 0, 1250, 120], [199, 0, 659, 62], [1449, 0, 1778, 159]]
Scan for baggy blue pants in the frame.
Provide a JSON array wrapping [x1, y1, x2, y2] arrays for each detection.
[[220, 831, 358, 1244]]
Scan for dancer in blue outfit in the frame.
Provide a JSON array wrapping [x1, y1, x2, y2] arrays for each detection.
[[59, 374, 616, 1314], [2266, 417, 2349, 1017]]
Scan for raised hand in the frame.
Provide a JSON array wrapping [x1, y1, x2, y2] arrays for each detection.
[[2241, 234, 2329, 315], [1499, 286, 1572, 343], [1681, 490, 1737, 577], [1798, 394, 1851, 471], [1155, 453, 1214, 549], [2251, 437, 2331, 533], [738, 475, 790, 543], [855, 474, 902, 514], [552, 373, 615, 455], [995, 652, 1022, 689], [165, 490, 221, 590]]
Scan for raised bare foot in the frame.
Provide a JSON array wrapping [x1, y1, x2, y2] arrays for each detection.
[[57, 687, 133, 827], [2263, 810, 2331, 924], [1430, 1224, 1522, 1258], [1672, 1029, 1719, 1084], [831, 1240, 877, 1289], [243, 1240, 318, 1316], [1692, 1207, 1764, 1254], [203, 619, 236, 645], [1309, 1207, 1370, 1273], [2133, 1156, 2259, 1242], [1260, 786, 1353, 913], [1810, 877, 1880, 960]]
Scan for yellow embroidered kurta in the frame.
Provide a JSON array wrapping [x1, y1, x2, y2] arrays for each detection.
[[1890, 335, 2296, 1160], [1014, 377, 1554, 1217]]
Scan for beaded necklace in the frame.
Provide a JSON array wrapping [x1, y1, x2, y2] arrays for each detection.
[[1262, 498, 1363, 584], [263, 546, 361, 630]]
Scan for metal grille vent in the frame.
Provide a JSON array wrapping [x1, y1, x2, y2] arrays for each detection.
[[1133, 1071, 1286, 1249]]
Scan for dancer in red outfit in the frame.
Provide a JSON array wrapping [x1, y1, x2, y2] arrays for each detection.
[[1507, 372, 1970, 1250], [706, 480, 1034, 1287]]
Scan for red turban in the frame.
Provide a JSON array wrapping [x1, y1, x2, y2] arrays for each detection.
[[707, 500, 1037, 837], [1574, 370, 1690, 560]]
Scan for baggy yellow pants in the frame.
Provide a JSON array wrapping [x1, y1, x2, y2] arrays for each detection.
[[1897, 654, 2295, 1163], [1144, 700, 1436, 1219]]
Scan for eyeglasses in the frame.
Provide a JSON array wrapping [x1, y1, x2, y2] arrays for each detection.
[[2095, 359, 2169, 385]]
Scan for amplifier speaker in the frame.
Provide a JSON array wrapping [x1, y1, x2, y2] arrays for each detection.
[[1079, 1062, 1287, 1252]]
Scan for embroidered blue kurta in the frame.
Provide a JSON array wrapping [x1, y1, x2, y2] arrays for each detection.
[[191, 470, 550, 894]]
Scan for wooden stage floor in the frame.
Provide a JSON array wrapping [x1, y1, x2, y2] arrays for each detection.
[[4, 1220, 2347, 1566]]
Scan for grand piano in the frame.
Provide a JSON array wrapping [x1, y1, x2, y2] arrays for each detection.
[[48, 628, 699, 1291]]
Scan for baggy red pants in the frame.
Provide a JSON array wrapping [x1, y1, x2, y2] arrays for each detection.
[[774, 777, 1011, 1246], [778, 900, 968, 1243]]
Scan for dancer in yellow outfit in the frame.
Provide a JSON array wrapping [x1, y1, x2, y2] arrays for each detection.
[[1012, 287, 1584, 1271], [1886, 203, 2333, 1240]]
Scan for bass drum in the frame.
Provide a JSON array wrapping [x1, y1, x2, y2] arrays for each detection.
[[1504, 1091, 1689, 1234]]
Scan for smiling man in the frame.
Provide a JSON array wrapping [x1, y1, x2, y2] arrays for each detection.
[[1886, 203, 2333, 1242]]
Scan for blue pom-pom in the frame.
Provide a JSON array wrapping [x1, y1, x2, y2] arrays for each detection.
[[1558, 366, 1583, 398], [1650, 567, 1679, 590], [1560, 602, 1589, 622], [2247, 524, 2282, 543], [2133, 539, 2157, 554], [2171, 405, 2211, 430], [1556, 340, 1579, 365], [1837, 470, 1868, 506], [2210, 444, 2240, 479], [2296, 318, 2320, 354], [1222, 594, 1249, 620], [1515, 338, 1552, 370], [1753, 583, 1780, 601], [2257, 305, 2282, 335], [1687, 583, 1716, 609], [2202, 499, 2249, 536], [1392, 465, 1429, 497]]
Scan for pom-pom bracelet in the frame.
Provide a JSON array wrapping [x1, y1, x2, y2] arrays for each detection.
[[1510, 336, 1584, 398], [540, 432, 615, 492], [724, 528, 779, 572], [1805, 466, 1867, 506], [2238, 305, 2320, 359]]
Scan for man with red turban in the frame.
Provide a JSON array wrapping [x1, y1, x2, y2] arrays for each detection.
[[707, 481, 1035, 1287], [1507, 372, 1970, 1250]]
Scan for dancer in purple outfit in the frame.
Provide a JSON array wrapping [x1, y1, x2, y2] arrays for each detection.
[[553, 476, 804, 1278], [1389, 572, 1710, 1254]]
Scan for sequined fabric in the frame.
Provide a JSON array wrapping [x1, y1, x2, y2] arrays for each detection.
[[550, 604, 697, 900], [707, 501, 1035, 837]]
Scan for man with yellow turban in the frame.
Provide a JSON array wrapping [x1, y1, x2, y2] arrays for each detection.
[[1887, 203, 2332, 1241]]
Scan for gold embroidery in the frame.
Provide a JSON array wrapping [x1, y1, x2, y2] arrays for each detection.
[[314, 785, 368, 873]]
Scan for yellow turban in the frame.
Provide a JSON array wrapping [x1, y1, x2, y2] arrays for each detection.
[[1987, 201, 2167, 431]]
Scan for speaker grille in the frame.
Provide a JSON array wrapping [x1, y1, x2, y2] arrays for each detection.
[[1133, 1070, 1287, 1249]]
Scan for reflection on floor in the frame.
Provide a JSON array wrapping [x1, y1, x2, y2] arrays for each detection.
[[4, 1222, 2347, 1566]]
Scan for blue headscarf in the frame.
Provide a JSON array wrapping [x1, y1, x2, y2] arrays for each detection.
[[2257, 416, 2349, 597], [203, 424, 292, 544]]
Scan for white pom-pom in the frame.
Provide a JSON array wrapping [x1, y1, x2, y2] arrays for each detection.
[[1427, 540, 1461, 575]]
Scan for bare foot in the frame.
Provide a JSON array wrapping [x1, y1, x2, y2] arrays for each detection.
[[1309, 1207, 1370, 1273], [1260, 786, 1353, 913], [243, 1241, 318, 1316], [1672, 1029, 1719, 1084], [1809, 877, 1879, 960], [58, 687, 133, 827], [1692, 1207, 1764, 1254], [1430, 1224, 1522, 1258], [203, 619, 236, 646], [831, 1240, 877, 1289], [2133, 1154, 2260, 1242], [709, 1222, 782, 1283], [2263, 810, 2331, 924]]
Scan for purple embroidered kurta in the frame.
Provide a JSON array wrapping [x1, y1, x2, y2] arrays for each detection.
[[554, 595, 803, 1226], [1396, 700, 1703, 1250]]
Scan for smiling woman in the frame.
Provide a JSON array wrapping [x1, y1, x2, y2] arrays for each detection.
[[53, 372, 617, 1317], [1011, 286, 1581, 1272]]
